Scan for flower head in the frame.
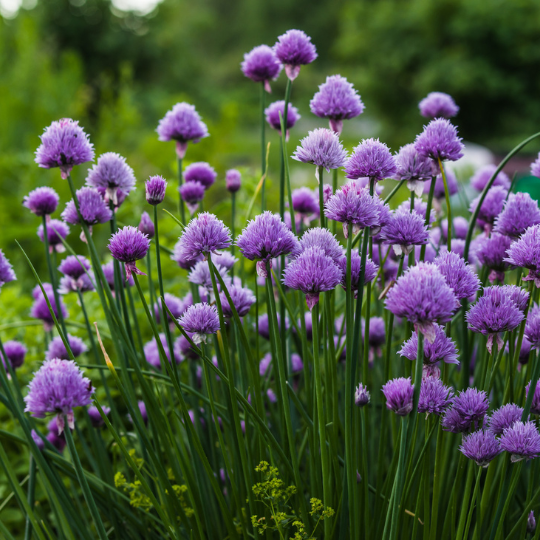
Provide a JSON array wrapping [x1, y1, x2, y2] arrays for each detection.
[[23, 187, 59, 217], [382, 208, 429, 256], [184, 162, 217, 190], [299, 227, 342, 263], [87, 406, 110, 428], [473, 233, 513, 283], [24, 358, 94, 433], [1, 340, 26, 369], [154, 293, 190, 324], [399, 326, 459, 365], [310, 75, 364, 134], [528, 512, 537, 534], [146, 175, 167, 205], [441, 216, 469, 241], [180, 181, 205, 215], [394, 143, 434, 195], [441, 388, 489, 433], [144, 333, 181, 368], [496, 284, 530, 312], [241, 45, 282, 91], [37, 219, 70, 253], [418, 376, 454, 416], [30, 284, 68, 331], [345, 138, 396, 181], [382, 377, 414, 416], [46, 334, 87, 361], [494, 192, 540, 239], [504, 224, 540, 286], [86, 152, 136, 205], [62, 187, 112, 227], [337, 250, 378, 294], [226, 169, 241, 193], [355, 383, 370, 407], [220, 284, 256, 318], [525, 305, 540, 348], [469, 186, 507, 230], [108, 226, 150, 279], [138, 211, 155, 239], [0, 249, 16, 287], [488, 403, 524, 436], [525, 381, 540, 415], [434, 251, 480, 301], [189, 257, 228, 291], [363, 316, 386, 350], [500, 421, 540, 462], [460, 430, 502, 467], [171, 239, 204, 270], [470, 164, 511, 192], [292, 187, 319, 217], [258, 313, 288, 340], [414, 118, 464, 162], [293, 128, 347, 172], [265, 100, 301, 133], [419, 92, 459, 119], [178, 303, 220, 344], [58, 255, 91, 283], [35, 119, 94, 178], [274, 29, 317, 80], [102, 261, 133, 290]]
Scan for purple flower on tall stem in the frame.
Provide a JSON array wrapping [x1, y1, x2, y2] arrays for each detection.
[[184, 162, 217, 190], [292, 187, 319, 221], [494, 285, 529, 312], [525, 305, 540, 348], [146, 175, 167, 205], [108, 226, 150, 280], [393, 143, 434, 196], [226, 169, 241, 193], [188, 260, 230, 292], [418, 376, 454, 416], [35, 119, 94, 179], [1, 341, 26, 369], [399, 325, 459, 365], [138, 211, 155, 239], [528, 511, 537, 534], [86, 152, 136, 206], [144, 333, 181, 368], [504, 224, 540, 286], [494, 192, 540, 239], [298, 227, 342, 263], [87, 406, 110, 428], [220, 284, 256, 318], [441, 387, 489, 433], [487, 403, 524, 436], [460, 430, 501, 467], [345, 138, 396, 181], [385, 262, 457, 342], [0, 249, 16, 287], [46, 334, 87, 361], [418, 92, 459, 119], [525, 381, 540, 415], [178, 303, 220, 344], [273, 29, 317, 81], [177, 212, 232, 260], [441, 216, 468, 241], [337, 250, 378, 295], [58, 255, 91, 280], [154, 293, 190, 325], [180, 181, 206, 215], [382, 377, 414, 416], [265, 101, 301, 137], [382, 208, 429, 256], [469, 186, 507, 232], [62, 187, 112, 229], [30, 283, 69, 331], [258, 313, 288, 340], [236, 211, 299, 277], [363, 316, 386, 352], [293, 128, 348, 173], [434, 251, 480, 301], [102, 261, 133, 290], [241, 45, 282, 92], [24, 358, 94, 434], [282, 247, 342, 310], [470, 164, 511, 192], [471, 233, 513, 283], [355, 383, 370, 407], [23, 187, 60, 217], [156, 103, 209, 159], [58, 256, 93, 294], [37, 219, 70, 253], [414, 118, 464, 163], [500, 421, 540, 462], [309, 75, 364, 134], [171, 239, 204, 270]]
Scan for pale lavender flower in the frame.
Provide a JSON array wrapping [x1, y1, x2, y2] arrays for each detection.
[[470, 186, 507, 231], [500, 421, 540, 462], [525, 305, 540, 348], [382, 209, 429, 256], [470, 164, 511, 192], [528, 512, 537, 534], [171, 239, 204, 270], [441, 216, 468, 241], [35, 119, 94, 179], [382, 377, 414, 416], [386, 262, 457, 342], [393, 143, 434, 196], [47, 418, 66, 451], [258, 313, 289, 340], [37, 219, 70, 253], [226, 169, 241, 193], [178, 303, 220, 344], [423, 169, 459, 199], [108, 226, 150, 280], [397, 198, 436, 225], [138, 211, 155, 239], [62, 187, 112, 227], [180, 181, 205, 215], [86, 152, 136, 205], [87, 405, 110, 428], [46, 335, 87, 361], [0, 249, 16, 287], [414, 118, 464, 163], [518, 336, 532, 365], [1, 340, 26, 369], [418, 376, 454, 415], [220, 284, 256, 318], [146, 175, 167, 205], [212, 252, 237, 270], [188, 260, 229, 292], [434, 251, 480, 301], [241, 45, 282, 92], [337, 249, 378, 294], [293, 128, 348, 172], [460, 430, 502, 467], [310, 75, 364, 134], [282, 247, 342, 310], [345, 138, 396, 181], [24, 358, 93, 433], [495, 285, 530, 312], [441, 388, 489, 433], [144, 333, 181, 368], [273, 29, 317, 81], [419, 92, 459, 119], [174, 334, 197, 361], [531, 153, 540, 178], [30, 284, 68, 331], [363, 316, 386, 351], [154, 293, 189, 325], [184, 162, 217, 190], [488, 403, 524, 436], [355, 383, 370, 407], [265, 101, 301, 135], [292, 187, 319, 218], [177, 212, 232, 260], [299, 227, 342, 263], [525, 381, 540, 415], [58, 255, 91, 280], [494, 192, 540, 239], [156, 103, 209, 158], [23, 187, 59, 217], [102, 261, 133, 290], [399, 326, 459, 365], [236, 211, 299, 277], [31, 430, 45, 450], [504, 224, 540, 286]]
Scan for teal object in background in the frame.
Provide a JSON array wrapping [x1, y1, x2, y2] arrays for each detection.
[[514, 175, 540, 199]]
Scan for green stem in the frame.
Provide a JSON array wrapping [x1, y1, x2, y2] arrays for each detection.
[[419, 177, 436, 261], [318, 166, 325, 228], [260, 81, 266, 211], [23, 456, 37, 540], [177, 156, 185, 224], [438, 158, 452, 252]]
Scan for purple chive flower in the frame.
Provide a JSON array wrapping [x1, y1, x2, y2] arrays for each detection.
[[531, 153, 540, 178], [0, 250, 16, 287], [273, 29, 317, 81], [434, 251, 481, 301], [470, 186, 508, 231], [467, 287, 524, 352], [146, 175, 167, 205], [188, 260, 229, 292], [460, 430, 502, 467], [47, 418, 67, 451], [393, 143, 434, 196], [337, 250, 378, 295], [24, 358, 94, 433], [62, 187, 113, 228], [396, 198, 436, 226], [35, 119, 94, 179], [382, 209, 429, 256], [525, 381, 540, 415], [292, 128, 348, 172], [212, 252, 237, 271], [292, 187, 319, 218], [494, 192, 540, 239], [155, 293, 190, 325], [265, 101, 301, 136], [293, 312, 313, 341], [46, 334, 87, 361], [517, 336, 532, 365], [102, 261, 133, 290], [418, 376, 454, 416], [505, 224, 540, 286], [525, 305, 540, 347], [500, 421, 540, 462], [441, 388, 489, 433], [355, 383, 370, 407], [345, 138, 396, 181], [171, 240, 204, 270], [87, 405, 110, 428], [184, 162, 217, 190], [37, 219, 70, 253], [58, 255, 91, 281], [226, 169, 241, 193], [283, 247, 342, 310], [488, 403, 524, 436], [414, 118, 464, 164], [470, 164, 511, 192], [108, 226, 150, 280], [299, 227, 342, 263], [23, 187, 60, 217], [86, 152, 136, 206], [241, 44, 282, 92], [386, 262, 457, 342], [441, 216, 468, 241], [382, 377, 414, 416], [419, 92, 459, 119], [31, 430, 45, 450], [236, 211, 299, 277], [258, 313, 288, 340], [131, 400, 148, 426], [178, 303, 220, 344], [144, 333, 181, 368], [138, 211, 155, 239], [363, 316, 386, 350], [1, 341, 26, 369], [174, 333, 197, 361], [156, 103, 209, 159], [220, 284, 256, 318], [180, 181, 206, 215], [30, 284, 69, 331], [309, 75, 365, 134], [496, 285, 529, 312], [177, 212, 232, 260], [528, 512, 537, 534], [399, 325, 459, 365], [423, 169, 459, 199]]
